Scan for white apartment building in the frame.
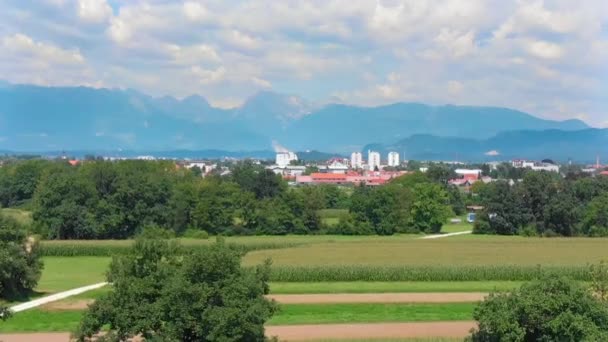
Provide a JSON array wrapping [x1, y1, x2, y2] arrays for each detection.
[[387, 152, 400, 167], [368, 150, 381, 171], [350, 152, 363, 169]]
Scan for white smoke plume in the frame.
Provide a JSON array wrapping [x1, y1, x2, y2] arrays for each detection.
[[272, 140, 290, 153]]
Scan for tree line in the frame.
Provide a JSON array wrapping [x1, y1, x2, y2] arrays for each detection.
[[473, 171, 608, 236], [0, 159, 458, 239]]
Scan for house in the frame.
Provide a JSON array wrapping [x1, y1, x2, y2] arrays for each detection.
[[600, 171, 608, 176]]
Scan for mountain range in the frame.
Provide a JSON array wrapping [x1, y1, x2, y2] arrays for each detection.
[[0, 82, 603, 161]]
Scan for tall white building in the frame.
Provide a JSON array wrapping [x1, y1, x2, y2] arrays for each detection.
[[350, 152, 363, 169], [387, 152, 400, 167], [368, 150, 381, 171], [276, 151, 298, 167]]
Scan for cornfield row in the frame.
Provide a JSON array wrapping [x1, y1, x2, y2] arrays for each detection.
[[267, 265, 593, 282], [39, 241, 304, 257]]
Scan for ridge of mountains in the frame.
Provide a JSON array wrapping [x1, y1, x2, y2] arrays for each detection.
[[0, 82, 603, 162]]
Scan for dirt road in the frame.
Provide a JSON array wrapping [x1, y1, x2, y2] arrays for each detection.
[[0, 321, 477, 341]]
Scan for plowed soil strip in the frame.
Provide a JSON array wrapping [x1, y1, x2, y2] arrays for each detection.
[[0, 322, 476, 341]]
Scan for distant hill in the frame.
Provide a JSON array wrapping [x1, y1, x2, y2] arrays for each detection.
[[365, 129, 608, 162], [281, 103, 588, 151], [0, 82, 590, 153]]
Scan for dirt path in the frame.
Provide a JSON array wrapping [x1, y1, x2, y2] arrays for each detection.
[[0, 322, 476, 341], [420, 230, 472, 239], [40, 292, 487, 310], [266, 321, 476, 340]]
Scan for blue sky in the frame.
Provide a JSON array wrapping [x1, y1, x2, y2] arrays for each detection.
[[1, 0, 607, 126]]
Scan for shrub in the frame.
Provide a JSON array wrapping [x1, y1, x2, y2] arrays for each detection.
[[136, 225, 176, 239], [181, 228, 210, 239], [468, 276, 608, 341], [0, 215, 43, 300]]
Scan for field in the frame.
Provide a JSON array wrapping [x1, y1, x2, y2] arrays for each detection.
[[4, 232, 608, 340]]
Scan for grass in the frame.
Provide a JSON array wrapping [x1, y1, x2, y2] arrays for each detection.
[[268, 303, 475, 325], [269, 281, 522, 294], [440, 222, 473, 233], [1, 208, 33, 225], [36, 257, 110, 293], [0, 303, 475, 332], [0, 310, 83, 333]]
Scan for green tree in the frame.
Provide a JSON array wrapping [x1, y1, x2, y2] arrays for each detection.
[[426, 164, 456, 185], [474, 181, 531, 235], [0, 215, 43, 300], [542, 191, 580, 236], [409, 183, 451, 233], [468, 276, 608, 341], [75, 238, 276, 341], [582, 193, 608, 236], [447, 185, 466, 216]]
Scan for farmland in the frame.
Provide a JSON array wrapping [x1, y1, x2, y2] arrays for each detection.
[[4, 232, 608, 340]]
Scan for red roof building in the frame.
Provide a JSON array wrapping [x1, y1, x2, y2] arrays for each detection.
[[600, 171, 608, 176]]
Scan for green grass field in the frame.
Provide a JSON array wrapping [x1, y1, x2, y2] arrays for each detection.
[[267, 303, 475, 325], [36, 257, 110, 294], [0, 303, 475, 332]]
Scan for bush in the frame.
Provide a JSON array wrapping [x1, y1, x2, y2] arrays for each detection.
[[519, 225, 538, 237], [468, 276, 608, 341], [136, 225, 176, 239], [326, 212, 374, 235], [181, 228, 210, 239], [0, 215, 43, 300], [75, 238, 277, 341]]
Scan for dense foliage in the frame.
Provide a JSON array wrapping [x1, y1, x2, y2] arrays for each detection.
[[468, 276, 608, 341], [0, 159, 453, 239], [75, 238, 277, 341], [473, 171, 608, 236], [0, 214, 43, 301]]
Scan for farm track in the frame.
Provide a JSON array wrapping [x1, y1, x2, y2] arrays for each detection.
[[9, 283, 108, 313], [0, 321, 476, 341]]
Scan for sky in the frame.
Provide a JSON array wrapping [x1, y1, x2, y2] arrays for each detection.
[[1, 0, 607, 126]]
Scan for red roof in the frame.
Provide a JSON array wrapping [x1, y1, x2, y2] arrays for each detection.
[[310, 173, 347, 180], [68, 160, 79, 166], [600, 171, 608, 176]]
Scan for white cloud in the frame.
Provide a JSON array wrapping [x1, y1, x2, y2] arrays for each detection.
[[166, 44, 220, 65], [183, 1, 208, 22], [191, 66, 226, 84], [222, 30, 261, 51], [485, 150, 500, 156], [107, 17, 131, 44], [527, 40, 564, 59], [2, 33, 84, 66], [447, 81, 464, 96], [77, 0, 112, 23]]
